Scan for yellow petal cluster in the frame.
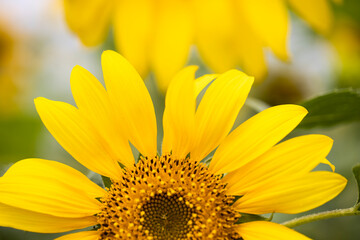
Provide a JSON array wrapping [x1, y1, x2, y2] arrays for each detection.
[[0, 51, 347, 239], [63, 0, 337, 92]]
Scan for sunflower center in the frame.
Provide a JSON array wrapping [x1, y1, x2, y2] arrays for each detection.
[[140, 193, 194, 239], [96, 154, 240, 239]]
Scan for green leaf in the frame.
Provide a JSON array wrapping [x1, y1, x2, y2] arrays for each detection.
[[236, 213, 268, 224], [297, 89, 360, 129], [352, 164, 360, 204]]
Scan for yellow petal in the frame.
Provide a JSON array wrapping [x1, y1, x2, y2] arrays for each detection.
[[210, 105, 308, 175], [223, 134, 334, 195], [63, 0, 113, 46], [161, 108, 173, 156], [195, 0, 268, 81], [232, 4, 267, 82], [194, 0, 239, 73], [236, 221, 310, 240], [163, 70, 214, 155], [237, 31, 267, 82], [239, 0, 289, 60], [162, 66, 197, 158], [0, 159, 105, 218], [234, 171, 347, 214], [194, 74, 217, 97], [0, 202, 97, 233], [35, 97, 123, 179], [55, 231, 99, 240], [191, 70, 254, 162], [102, 50, 157, 157], [289, 0, 333, 35], [113, 0, 154, 77], [322, 158, 335, 172], [70, 65, 134, 168], [151, 0, 193, 93]]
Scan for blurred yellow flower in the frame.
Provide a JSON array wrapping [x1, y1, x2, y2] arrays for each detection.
[[0, 19, 22, 115], [331, 18, 360, 87], [0, 51, 346, 239], [64, 0, 337, 92]]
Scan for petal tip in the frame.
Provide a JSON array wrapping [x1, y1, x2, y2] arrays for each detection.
[[280, 104, 309, 116], [293, 104, 308, 114], [34, 97, 48, 108], [101, 50, 123, 63], [311, 134, 334, 147], [247, 76, 255, 85], [71, 65, 86, 76]]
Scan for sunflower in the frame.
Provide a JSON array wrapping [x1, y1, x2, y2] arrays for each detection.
[[64, 0, 337, 92], [0, 51, 346, 239]]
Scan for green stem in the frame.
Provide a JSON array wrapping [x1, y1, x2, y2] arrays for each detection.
[[282, 206, 360, 228]]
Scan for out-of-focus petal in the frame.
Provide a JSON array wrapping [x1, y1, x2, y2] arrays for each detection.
[[289, 0, 333, 34], [233, 3, 267, 82], [64, 0, 113, 46], [151, 0, 193, 93], [238, 0, 289, 60], [194, 0, 239, 73], [113, 0, 154, 77]]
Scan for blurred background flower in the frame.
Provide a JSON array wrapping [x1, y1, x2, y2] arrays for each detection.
[[332, 19, 360, 88], [0, 17, 32, 116], [0, 0, 359, 239], [63, 0, 338, 92]]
